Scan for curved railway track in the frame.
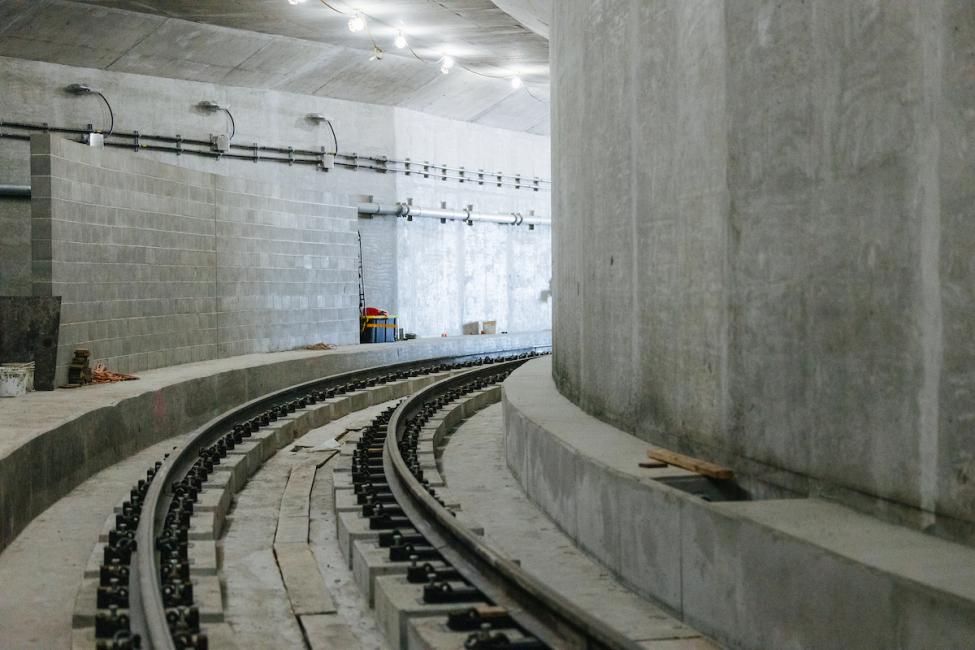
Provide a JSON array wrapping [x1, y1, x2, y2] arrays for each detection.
[[88, 348, 637, 650], [376, 359, 640, 650]]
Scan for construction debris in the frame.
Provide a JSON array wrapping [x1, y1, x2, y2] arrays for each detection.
[[647, 448, 734, 480], [304, 342, 336, 351], [92, 362, 139, 383]]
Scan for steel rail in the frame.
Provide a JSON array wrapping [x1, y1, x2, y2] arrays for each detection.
[[383, 362, 643, 650], [132, 347, 548, 649]]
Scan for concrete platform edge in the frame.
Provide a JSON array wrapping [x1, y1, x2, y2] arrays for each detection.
[[0, 332, 549, 553], [502, 357, 975, 650]]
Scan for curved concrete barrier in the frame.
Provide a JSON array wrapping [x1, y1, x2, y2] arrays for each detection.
[[0, 332, 549, 553], [503, 357, 975, 649]]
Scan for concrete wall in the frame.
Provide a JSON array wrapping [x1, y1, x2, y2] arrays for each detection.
[[552, 1, 975, 536], [504, 358, 975, 650], [0, 56, 552, 337], [31, 134, 358, 383]]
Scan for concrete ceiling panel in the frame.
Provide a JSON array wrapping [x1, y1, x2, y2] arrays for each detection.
[[471, 86, 549, 134], [71, 0, 548, 78], [399, 69, 514, 122], [117, 19, 271, 69], [490, 0, 551, 38], [311, 56, 446, 106], [232, 38, 331, 78], [0, 0, 165, 67], [0, 0, 551, 134]]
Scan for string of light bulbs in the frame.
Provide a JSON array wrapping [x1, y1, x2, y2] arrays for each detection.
[[284, 0, 544, 100]]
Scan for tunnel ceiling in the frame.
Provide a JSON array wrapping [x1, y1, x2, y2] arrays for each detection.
[[0, 0, 550, 134], [490, 0, 550, 39]]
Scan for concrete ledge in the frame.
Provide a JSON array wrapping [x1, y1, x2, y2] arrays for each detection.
[[0, 331, 549, 553], [503, 357, 975, 649]]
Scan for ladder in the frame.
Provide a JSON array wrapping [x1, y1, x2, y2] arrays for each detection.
[[357, 230, 365, 316]]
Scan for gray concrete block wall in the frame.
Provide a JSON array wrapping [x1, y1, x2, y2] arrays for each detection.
[[0, 55, 552, 338], [213, 177, 359, 355], [389, 147, 552, 336], [390, 216, 551, 337], [551, 1, 975, 534], [30, 135, 358, 383]]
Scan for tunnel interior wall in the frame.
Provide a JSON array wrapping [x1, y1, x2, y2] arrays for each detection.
[[31, 134, 360, 384], [0, 56, 552, 341], [552, 0, 975, 535]]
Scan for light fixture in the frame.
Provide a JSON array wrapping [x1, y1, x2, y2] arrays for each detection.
[[440, 55, 455, 75], [348, 12, 365, 32], [370, 45, 384, 61], [394, 31, 407, 49], [510, 75, 523, 89], [197, 100, 236, 142], [65, 83, 115, 136], [287, 0, 307, 4], [305, 114, 338, 156]]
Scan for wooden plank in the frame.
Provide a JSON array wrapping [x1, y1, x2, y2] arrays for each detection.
[[275, 543, 336, 615], [647, 449, 734, 480], [300, 613, 362, 650], [280, 464, 317, 514]]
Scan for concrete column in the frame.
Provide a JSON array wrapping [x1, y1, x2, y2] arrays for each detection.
[[551, 0, 975, 535]]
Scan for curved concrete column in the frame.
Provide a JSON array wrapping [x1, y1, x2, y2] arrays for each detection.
[[503, 358, 975, 649], [551, 1, 975, 536]]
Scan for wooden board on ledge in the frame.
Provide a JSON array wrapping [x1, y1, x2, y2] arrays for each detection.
[[647, 449, 734, 480]]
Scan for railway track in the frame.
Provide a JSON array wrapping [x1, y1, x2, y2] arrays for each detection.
[[85, 348, 635, 650], [368, 359, 640, 650], [87, 352, 538, 649]]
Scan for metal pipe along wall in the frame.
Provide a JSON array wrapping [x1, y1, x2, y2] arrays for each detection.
[[357, 202, 550, 227]]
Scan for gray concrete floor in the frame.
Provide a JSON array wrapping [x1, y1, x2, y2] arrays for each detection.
[[441, 403, 714, 648], [0, 431, 190, 648], [221, 402, 395, 649]]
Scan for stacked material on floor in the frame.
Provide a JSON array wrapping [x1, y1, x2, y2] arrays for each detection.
[[66, 349, 92, 387]]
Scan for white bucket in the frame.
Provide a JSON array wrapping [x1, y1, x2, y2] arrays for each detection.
[[0, 365, 30, 397]]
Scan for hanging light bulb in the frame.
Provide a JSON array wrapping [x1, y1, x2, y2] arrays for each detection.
[[440, 55, 455, 74], [394, 31, 408, 49], [287, 0, 306, 4], [510, 75, 523, 89], [348, 12, 365, 32]]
